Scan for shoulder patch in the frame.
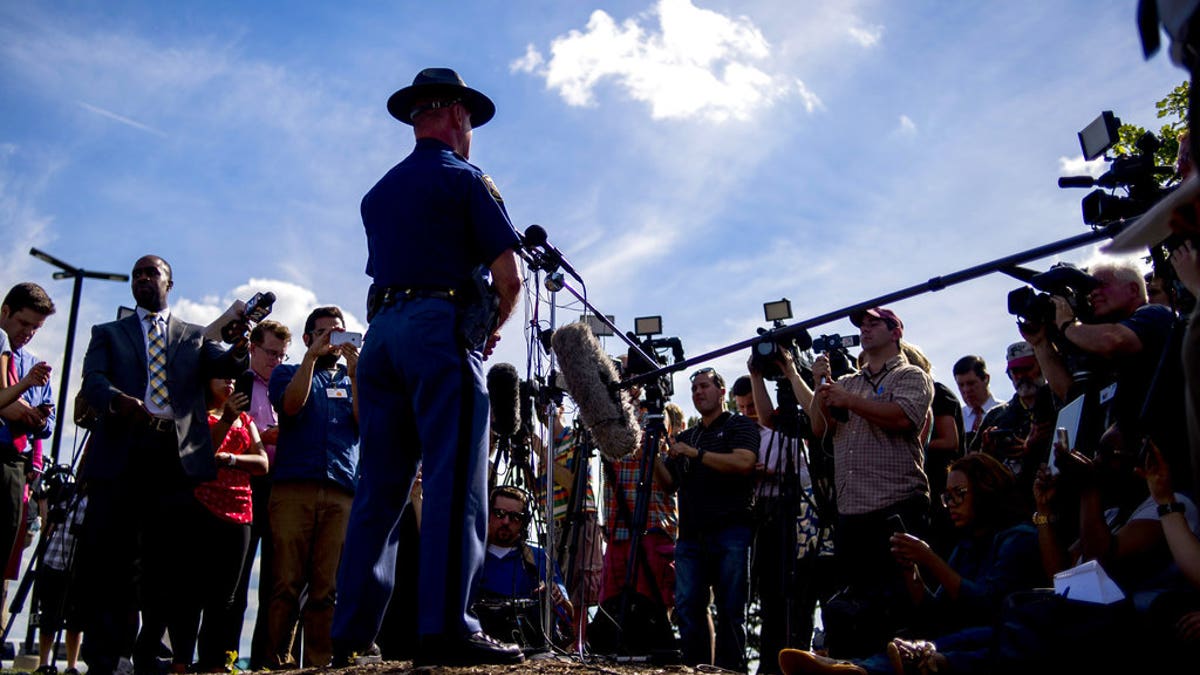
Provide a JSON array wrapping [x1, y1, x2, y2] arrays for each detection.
[[481, 174, 504, 203]]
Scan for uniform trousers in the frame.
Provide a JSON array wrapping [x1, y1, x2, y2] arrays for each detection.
[[332, 297, 490, 650]]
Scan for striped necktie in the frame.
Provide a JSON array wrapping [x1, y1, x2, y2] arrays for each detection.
[[147, 313, 168, 407]]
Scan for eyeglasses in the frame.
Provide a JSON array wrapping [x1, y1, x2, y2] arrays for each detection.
[[256, 347, 289, 362], [940, 486, 970, 508], [690, 367, 716, 382], [490, 507, 527, 523]]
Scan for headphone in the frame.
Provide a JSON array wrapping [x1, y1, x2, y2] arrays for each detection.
[[489, 484, 533, 536]]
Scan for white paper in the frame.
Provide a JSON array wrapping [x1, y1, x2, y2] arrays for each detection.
[[1053, 559, 1125, 604], [1050, 395, 1085, 476]]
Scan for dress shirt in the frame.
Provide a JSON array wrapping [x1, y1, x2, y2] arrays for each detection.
[[962, 395, 1000, 432]]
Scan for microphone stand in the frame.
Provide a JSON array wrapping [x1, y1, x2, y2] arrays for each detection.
[[518, 237, 657, 654]]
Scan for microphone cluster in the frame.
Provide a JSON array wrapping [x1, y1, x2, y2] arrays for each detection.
[[520, 224, 582, 282]]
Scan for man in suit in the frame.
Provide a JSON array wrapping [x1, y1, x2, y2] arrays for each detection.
[[77, 255, 248, 674]]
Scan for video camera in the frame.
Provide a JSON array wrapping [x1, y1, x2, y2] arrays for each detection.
[[624, 316, 684, 402], [1058, 110, 1175, 226], [1006, 263, 1101, 330], [750, 300, 812, 381]]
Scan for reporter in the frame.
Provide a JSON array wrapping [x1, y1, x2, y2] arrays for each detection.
[[779, 454, 1044, 675], [183, 378, 268, 672]]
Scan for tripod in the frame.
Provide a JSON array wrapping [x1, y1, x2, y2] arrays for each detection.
[[552, 419, 599, 649], [1, 463, 84, 670], [588, 384, 676, 661], [752, 378, 833, 663]]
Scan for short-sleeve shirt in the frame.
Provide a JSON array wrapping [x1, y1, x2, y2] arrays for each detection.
[[269, 363, 359, 493], [603, 450, 678, 543], [1113, 304, 1187, 459], [194, 412, 255, 524], [361, 137, 521, 288], [667, 411, 761, 540], [831, 354, 933, 516]]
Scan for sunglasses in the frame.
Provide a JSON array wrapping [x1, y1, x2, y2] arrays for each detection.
[[940, 486, 970, 508], [690, 367, 716, 382], [491, 507, 527, 523]]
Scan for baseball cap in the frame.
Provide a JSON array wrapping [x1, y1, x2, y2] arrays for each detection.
[[1005, 341, 1037, 370]]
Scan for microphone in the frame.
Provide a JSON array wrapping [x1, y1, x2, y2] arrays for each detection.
[[487, 363, 521, 438], [523, 224, 582, 281], [244, 291, 276, 323], [518, 378, 538, 439], [551, 321, 641, 461], [1057, 176, 1095, 188]]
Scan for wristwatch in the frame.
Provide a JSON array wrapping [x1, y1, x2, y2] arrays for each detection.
[[1156, 502, 1187, 517], [695, 447, 707, 464], [1058, 318, 1077, 334], [1032, 512, 1056, 526]]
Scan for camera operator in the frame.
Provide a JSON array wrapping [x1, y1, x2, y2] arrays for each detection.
[[476, 486, 571, 650], [1025, 260, 1189, 491], [809, 307, 934, 659], [661, 368, 760, 672], [743, 361, 836, 666]]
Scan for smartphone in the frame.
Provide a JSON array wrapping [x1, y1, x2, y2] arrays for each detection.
[[234, 372, 255, 411], [1049, 427, 1068, 476], [886, 513, 906, 534], [330, 331, 363, 349]]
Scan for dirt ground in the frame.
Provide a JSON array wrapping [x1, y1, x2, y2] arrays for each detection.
[[323, 655, 736, 675]]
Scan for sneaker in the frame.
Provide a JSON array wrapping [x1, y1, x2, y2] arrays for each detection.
[[64, 669, 81, 675], [35, 666, 58, 675]]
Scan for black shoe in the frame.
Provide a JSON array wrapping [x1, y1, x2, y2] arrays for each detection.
[[331, 643, 382, 668], [35, 666, 59, 675], [415, 632, 524, 667]]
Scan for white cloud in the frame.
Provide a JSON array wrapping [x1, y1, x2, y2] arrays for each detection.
[[510, 44, 545, 74], [847, 24, 883, 47], [516, 0, 813, 122], [172, 278, 367, 362], [795, 80, 824, 113], [1057, 154, 1107, 178], [898, 114, 917, 135], [0, 145, 61, 284]]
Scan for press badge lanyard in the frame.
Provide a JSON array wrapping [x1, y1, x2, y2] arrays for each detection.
[[862, 363, 894, 396]]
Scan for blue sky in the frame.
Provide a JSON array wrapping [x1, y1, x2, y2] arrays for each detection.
[[0, 0, 1189, 439]]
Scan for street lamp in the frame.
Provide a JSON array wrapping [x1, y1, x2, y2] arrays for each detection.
[[28, 248, 127, 464]]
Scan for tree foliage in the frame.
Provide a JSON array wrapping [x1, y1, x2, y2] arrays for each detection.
[[1110, 80, 1189, 170]]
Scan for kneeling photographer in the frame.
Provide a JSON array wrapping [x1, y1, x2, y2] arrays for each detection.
[[1022, 260, 1189, 491], [474, 486, 572, 652]]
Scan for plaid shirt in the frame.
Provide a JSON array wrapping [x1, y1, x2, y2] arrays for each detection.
[[832, 353, 932, 515], [603, 451, 677, 543], [44, 494, 87, 572]]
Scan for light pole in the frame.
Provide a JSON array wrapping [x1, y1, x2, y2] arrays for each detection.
[[28, 248, 127, 464]]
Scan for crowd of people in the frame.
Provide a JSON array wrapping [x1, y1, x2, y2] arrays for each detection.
[[3, 46, 1200, 675]]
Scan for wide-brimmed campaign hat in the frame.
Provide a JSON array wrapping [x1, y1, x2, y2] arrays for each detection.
[[387, 67, 495, 128]]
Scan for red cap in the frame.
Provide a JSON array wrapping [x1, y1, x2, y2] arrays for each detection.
[[849, 307, 904, 337]]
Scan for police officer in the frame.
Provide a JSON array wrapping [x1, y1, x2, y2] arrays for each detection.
[[331, 68, 524, 667]]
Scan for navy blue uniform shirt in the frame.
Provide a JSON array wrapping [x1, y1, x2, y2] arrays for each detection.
[[362, 137, 520, 288]]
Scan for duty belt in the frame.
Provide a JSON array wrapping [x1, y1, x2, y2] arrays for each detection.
[[379, 286, 458, 308]]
